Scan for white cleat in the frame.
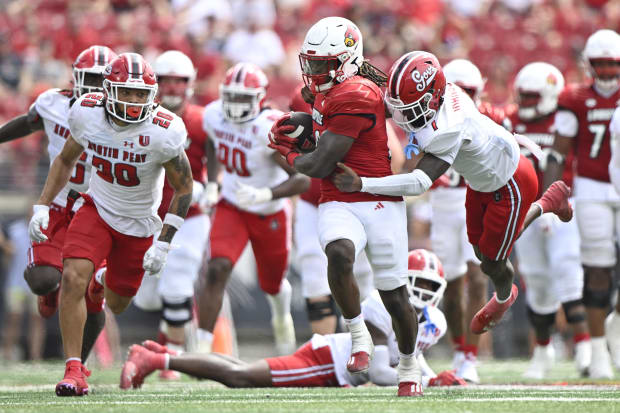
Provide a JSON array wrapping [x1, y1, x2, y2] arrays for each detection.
[[452, 351, 465, 371], [456, 354, 480, 384], [589, 341, 613, 379], [605, 311, 620, 370], [272, 313, 296, 356], [574, 339, 592, 376], [523, 345, 555, 379]]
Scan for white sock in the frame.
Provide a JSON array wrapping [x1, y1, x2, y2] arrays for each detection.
[[266, 279, 292, 323], [344, 313, 364, 328], [66, 357, 81, 364], [197, 328, 213, 344], [163, 353, 170, 370], [591, 336, 607, 352], [399, 352, 416, 368]]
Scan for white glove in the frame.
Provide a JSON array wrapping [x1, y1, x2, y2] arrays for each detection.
[[29, 205, 50, 243], [192, 180, 205, 205], [235, 181, 272, 207], [142, 240, 172, 277], [198, 182, 219, 209], [537, 212, 559, 236]]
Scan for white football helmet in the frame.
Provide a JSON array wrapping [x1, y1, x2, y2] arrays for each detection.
[[299, 16, 364, 93], [220, 62, 268, 123], [443, 59, 485, 103], [514, 62, 565, 121], [583, 29, 620, 93], [153, 50, 196, 110], [407, 249, 447, 309]]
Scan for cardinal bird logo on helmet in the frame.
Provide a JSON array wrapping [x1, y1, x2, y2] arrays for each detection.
[[344, 26, 359, 48]]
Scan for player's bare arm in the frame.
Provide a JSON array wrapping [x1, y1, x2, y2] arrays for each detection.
[[270, 153, 311, 198], [159, 151, 193, 243], [36, 136, 84, 205], [542, 133, 571, 190], [334, 152, 450, 194], [0, 105, 44, 144], [292, 130, 354, 178]]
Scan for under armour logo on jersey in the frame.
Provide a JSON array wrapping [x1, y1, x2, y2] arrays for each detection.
[[374, 202, 385, 210], [139, 135, 150, 146], [123, 141, 134, 148], [411, 66, 437, 92]]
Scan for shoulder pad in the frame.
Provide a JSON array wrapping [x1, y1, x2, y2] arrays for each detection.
[[326, 79, 382, 114]]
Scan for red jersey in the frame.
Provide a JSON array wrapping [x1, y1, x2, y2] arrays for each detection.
[[289, 83, 321, 206], [507, 109, 574, 198], [478, 100, 506, 126], [158, 103, 209, 220], [313, 76, 402, 204], [557, 83, 620, 183]]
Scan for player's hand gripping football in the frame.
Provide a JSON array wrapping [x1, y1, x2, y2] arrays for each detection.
[[428, 370, 467, 387], [333, 162, 362, 192], [268, 113, 297, 148], [142, 240, 172, 277], [28, 205, 50, 243]]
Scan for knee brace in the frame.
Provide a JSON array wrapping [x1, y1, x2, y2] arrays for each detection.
[[582, 271, 612, 309], [526, 306, 556, 331], [562, 299, 586, 323], [162, 297, 193, 327], [306, 296, 337, 322]]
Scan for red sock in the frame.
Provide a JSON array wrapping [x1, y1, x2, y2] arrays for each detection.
[[84, 290, 104, 313], [536, 338, 551, 346], [462, 344, 478, 357], [573, 333, 591, 343], [453, 335, 466, 352]]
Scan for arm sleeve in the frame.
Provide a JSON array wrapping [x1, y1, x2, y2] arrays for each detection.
[[368, 345, 398, 386], [361, 168, 432, 196]]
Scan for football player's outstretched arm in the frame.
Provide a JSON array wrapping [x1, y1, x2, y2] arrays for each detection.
[[543, 133, 571, 191], [36, 136, 84, 205], [292, 130, 354, 178], [270, 153, 311, 198], [334, 152, 450, 196], [365, 320, 397, 386], [159, 151, 194, 243], [0, 106, 43, 144]]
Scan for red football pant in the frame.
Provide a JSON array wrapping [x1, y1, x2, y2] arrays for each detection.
[[209, 200, 290, 295], [266, 340, 338, 387], [466, 155, 538, 261], [63, 198, 153, 297]]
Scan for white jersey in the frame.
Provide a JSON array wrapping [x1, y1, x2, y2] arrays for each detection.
[[202, 101, 288, 215], [325, 290, 447, 386], [610, 107, 620, 195], [415, 84, 520, 192], [68, 93, 187, 237], [35, 88, 91, 207]]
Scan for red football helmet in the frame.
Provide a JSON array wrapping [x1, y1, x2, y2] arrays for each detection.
[[385, 51, 446, 132], [219, 62, 268, 123], [407, 249, 446, 309], [72, 45, 118, 97], [103, 53, 158, 124]]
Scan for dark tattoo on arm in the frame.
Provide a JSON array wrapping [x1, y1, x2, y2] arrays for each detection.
[[159, 152, 194, 243]]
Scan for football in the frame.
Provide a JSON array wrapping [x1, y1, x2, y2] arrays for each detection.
[[280, 111, 316, 153]]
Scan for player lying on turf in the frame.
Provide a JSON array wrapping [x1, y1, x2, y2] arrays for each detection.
[[120, 249, 465, 390]]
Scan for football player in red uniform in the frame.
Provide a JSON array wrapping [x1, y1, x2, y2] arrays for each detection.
[[509, 62, 591, 378], [0, 45, 117, 363], [269, 17, 422, 396], [132, 50, 224, 379], [543, 29, 620, 379]]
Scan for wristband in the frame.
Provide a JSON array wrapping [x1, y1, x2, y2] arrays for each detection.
[[163, 213, 184, 230]]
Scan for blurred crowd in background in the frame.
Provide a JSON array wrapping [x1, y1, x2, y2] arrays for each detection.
[[0, 0, 617, 362]]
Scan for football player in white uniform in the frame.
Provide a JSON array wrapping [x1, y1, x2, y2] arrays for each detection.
[[28, 53, 193, 397], [120, 249, 465, 390], [334, 51, 573, 336], [509, 62, 591, 379], [196, 62, 310, 356], [0, 45, 117, 363]]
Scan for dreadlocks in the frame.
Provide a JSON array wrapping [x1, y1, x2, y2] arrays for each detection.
[[358, 60, 388, 87]]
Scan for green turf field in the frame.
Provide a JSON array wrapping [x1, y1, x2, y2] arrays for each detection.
[[1, 360, 619, 413]]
